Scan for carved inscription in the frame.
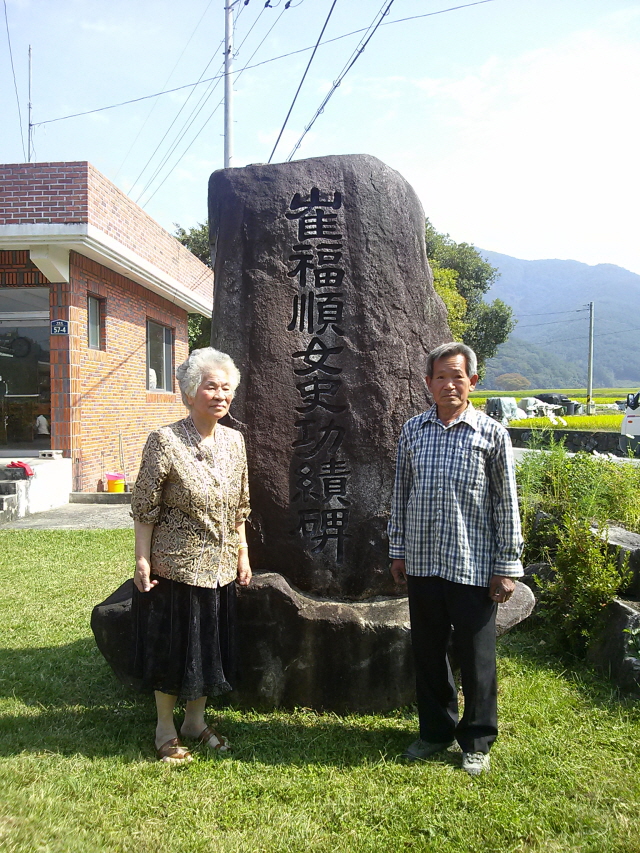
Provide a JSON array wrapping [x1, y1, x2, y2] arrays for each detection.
[[286, 188, 350, 563]]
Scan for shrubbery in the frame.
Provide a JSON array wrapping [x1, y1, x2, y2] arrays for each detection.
[[517, 440, 637, 654]]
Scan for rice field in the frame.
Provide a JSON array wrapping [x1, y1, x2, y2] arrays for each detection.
[[508, 414, 624, 431]]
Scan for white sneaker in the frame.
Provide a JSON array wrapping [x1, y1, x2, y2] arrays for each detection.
[[461, 751, 490, 776]]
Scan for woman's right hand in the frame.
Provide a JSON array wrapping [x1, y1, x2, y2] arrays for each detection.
[[134, 557, 159, 593]]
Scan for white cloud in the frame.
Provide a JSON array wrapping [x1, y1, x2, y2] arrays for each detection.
[[382, 23, 640, 272]]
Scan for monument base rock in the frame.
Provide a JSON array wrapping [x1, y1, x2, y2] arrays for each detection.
[[231, 573, 535, 713]]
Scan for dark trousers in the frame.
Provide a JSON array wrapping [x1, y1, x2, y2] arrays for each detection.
[[406, 575, 498, 754]]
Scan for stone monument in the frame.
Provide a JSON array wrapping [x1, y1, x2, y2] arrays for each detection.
[[208, 154, 532, 711], [209, 154, 449, 598]]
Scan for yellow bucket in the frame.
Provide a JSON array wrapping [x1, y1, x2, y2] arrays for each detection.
[[105, 473, 125, 493]]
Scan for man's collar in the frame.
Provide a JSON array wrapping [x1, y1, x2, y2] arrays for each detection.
[[423, 402, 478, 430]]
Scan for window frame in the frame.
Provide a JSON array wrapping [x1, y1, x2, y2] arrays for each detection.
[[146, 319, 174, 392], [87, 295, 104, 350]]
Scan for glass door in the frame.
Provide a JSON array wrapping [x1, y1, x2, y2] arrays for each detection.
[[0, 287, 51, 451]]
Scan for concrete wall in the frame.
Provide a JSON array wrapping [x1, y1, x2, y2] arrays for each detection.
[[508, 427, 622, 455], [0, 457, 72, 519]]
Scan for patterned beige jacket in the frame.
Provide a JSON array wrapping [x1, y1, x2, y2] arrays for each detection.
[[131, 417, 250, 588]]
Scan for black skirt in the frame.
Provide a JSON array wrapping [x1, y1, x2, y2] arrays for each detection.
[[92, 576, 237, 701]]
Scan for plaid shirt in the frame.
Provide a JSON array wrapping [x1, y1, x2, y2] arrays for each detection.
[[388, 404, 523, 586]]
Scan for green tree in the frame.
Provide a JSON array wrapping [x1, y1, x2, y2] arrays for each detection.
[[432, 267, 468, 340], [425, 219, 515, 373], [175, 221, 212, 351], [175, 221, 211, 267]]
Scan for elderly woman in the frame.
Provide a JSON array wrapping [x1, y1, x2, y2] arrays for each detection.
[[130, 347, 250, 764]]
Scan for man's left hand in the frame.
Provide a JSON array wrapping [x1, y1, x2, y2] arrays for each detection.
[[488, 575, 516, 604]]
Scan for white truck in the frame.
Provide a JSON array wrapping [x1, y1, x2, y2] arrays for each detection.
[[620, 392, 640, 455]]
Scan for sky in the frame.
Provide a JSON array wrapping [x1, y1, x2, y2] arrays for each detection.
[[2, 0, 640, 274]]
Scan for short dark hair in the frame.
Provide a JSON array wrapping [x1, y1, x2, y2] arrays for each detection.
[[425, 342, 478, 379]]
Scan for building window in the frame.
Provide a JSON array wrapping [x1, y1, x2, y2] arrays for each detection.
[[147, 320, 173, 391], [87, 295, 104, 349]]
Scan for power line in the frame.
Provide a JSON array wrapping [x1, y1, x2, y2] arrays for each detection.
[[34, 0, 501, 128], [517, 308, 589, 318], [114, 0, 217, 181], [517, 316, 590, 329], [285, 0, 397, 161], [140, 1, 291, 206], [3, 0, 26, 160], [545, 326, 640, 345], [144, 0, 494, 200], [268, 0, 338, 164], [134, 1, 274, 204], [132, 58, 225, 202], [128, 8, 248, 197], [380, 0, 499, 28]]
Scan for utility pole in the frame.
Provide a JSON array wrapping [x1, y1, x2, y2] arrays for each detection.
[[586, 301, 595, 415], [223, 2, 235, 168], [27, 45, 33, 162]]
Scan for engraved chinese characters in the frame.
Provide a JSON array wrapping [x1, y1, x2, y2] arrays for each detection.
[[209, 154, 450, 600], [286, 188, 351, 564]]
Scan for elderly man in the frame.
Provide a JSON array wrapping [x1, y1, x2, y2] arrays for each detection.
[[388, 342, 523, 776]]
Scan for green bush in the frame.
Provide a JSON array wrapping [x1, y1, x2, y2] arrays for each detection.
[[517, 437, 640, 550], [517, 440, 637, 655], [533, 514, 630, 655]]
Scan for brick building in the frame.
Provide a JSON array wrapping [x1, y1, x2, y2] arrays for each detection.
[[0, 161, 213, 492]]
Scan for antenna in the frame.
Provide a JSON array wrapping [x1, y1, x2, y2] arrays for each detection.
[[28, 44, 32, 162]]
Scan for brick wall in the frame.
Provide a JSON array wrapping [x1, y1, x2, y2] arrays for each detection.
[[0, 250, 50, 286], [0, 162, 213, 303], [0, 162, 89, 224], [52, 251, 189, 491]]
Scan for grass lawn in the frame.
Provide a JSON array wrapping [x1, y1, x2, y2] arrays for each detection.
[[1, 530, 640, 853]]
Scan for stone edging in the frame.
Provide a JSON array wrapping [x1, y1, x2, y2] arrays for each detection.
[[508, 427, 622, 455]]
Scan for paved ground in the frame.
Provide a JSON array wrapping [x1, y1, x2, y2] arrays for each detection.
[[0, 502, 133, 530], [1, 447, 636, 532]]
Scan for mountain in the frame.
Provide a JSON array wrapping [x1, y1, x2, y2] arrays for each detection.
[[482, 336, 584, 390], [479, 251, 640, 388]]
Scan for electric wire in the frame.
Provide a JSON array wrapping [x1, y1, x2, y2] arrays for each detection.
[[3, 0, 26, 160], [544, 326, 640, 345], [132, 59, 225, 202], [33, 0, 501, 128], [136, 1, 276, 206], [142, 3, 289, 206], [140, 2, 290, 206], [114, 0, 216, 181], [380, 0, 498, 28], [517, 317, 590, 329], [127, 40, 225, 197], [517, 308, 590, 318], [267, 0, 338, 164], [130, 1, 257, 198], [285, 0, 397, 161], [132, 1, 258, 200], [134, 1, 273, 204]]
